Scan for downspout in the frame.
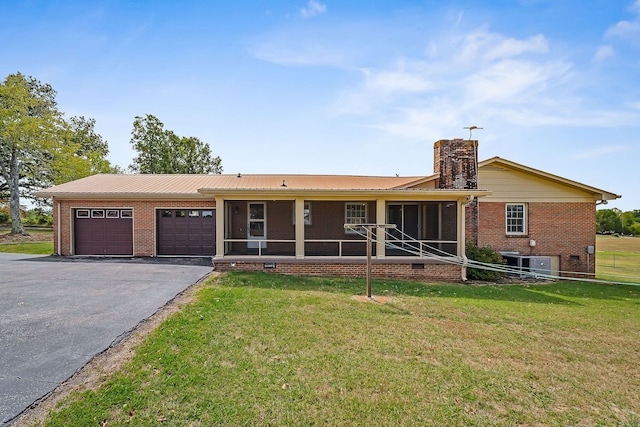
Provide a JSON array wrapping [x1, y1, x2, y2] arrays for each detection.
[[56, 200, 61, 256], [459, 198, 468, 281]]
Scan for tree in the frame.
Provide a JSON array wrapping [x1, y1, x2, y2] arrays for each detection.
[[129, 114, 222, 174], [50, 116, 112, 185], [621, 211, 640, 236], [0, 73, 60, 234], [596, 208, 623, 234], [0, 73, 113, 234]]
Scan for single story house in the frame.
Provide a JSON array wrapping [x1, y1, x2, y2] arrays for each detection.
[[36, 139, 620, 281]]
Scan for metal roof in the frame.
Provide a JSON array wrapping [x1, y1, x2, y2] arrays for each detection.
[[35, 173, 432, 198]]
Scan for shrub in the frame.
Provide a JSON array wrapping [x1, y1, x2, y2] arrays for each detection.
[[465, 242, 506, 281], [22, 208, 53, 227], [0, 211, 9, 224]]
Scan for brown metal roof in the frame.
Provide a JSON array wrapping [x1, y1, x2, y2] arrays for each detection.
[[36, 173, 429, 198]]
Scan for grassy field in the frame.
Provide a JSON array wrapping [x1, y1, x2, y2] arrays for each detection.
[[596, 235, 640, 282], [40, 272, 640, 426]]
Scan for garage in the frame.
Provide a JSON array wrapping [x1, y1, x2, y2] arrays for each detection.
[[74, 209, 133, 255], [157, 209, 216, 256]]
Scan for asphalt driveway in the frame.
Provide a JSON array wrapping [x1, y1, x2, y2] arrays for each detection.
[[0, 253, 213, 425]]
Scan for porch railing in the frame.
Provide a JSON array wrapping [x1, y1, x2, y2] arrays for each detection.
[[222, 238, 458, 257]]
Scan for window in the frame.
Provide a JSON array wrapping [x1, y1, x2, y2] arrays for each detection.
[[161, 210, 173, 218], [175, 210, 186, 218], [506, 204, 526, 235], [188, 210, 199, 217], [91, 210, 104, 218], [345, 203, 367, 233], [76, 209, 89, 218], [106, 210, 119, 218], [293, 202, 312, 225], [304, 202, 311, 225], [120, 210, 133, 218], [202, 210, 213, 218]]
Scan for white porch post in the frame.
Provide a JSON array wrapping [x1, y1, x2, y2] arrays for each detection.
[[458, 198, 468, 280], [376, 198, 386, 258], [215, 196, 225, 258], [295, 198, 305, 258]]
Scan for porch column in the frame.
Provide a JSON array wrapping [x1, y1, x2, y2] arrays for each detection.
[[295, 198, 305, 259], [215, 197, 225, 258], [458, 198, 468, 280], [376, 198, 386, 258]]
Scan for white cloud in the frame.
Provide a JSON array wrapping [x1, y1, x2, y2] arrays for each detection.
[[605, 1, 640, 44], [363, 65, 433, 94], [606, 19, 640, 40], [300, 1, 327, 19], [458, 31, 548, 64], [594, 45, 615, 61], [464, 59, 571, 104], [251, 9, 640, 142], [572, 145, 626, 160]]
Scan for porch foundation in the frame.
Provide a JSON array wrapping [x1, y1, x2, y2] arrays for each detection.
[[213, 257, 462, 281]]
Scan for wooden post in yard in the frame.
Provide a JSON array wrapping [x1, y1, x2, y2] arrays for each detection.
[[366, 226, 372, 298], [344, 223, 396, 300]]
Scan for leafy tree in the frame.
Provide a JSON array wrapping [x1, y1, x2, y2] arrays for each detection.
[[621, 211, 640, 235], [0, 73, 113, 234], [596, 208, 623, 234], [129, 114, 222, 174], [0, 73, 60, 234]]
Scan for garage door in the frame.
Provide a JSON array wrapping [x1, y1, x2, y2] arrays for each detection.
[[74, 209, 133, 255], [157, 209, 216, 256]]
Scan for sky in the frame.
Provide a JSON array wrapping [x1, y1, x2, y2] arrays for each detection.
[[1, 0, 639, 211]]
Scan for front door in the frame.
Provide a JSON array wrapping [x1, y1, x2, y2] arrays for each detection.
[[247, 202, 266, 249]]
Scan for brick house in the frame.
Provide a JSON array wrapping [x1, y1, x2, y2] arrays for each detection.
[[36, 139, 619, 281]]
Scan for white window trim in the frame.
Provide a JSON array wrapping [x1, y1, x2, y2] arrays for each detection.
[[293, 202, 312, 225], [345, 203, 367, 234], [505, 203, 527, 235]]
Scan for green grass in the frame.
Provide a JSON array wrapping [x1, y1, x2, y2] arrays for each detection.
[[596, 235, 640, 282], [0, 228, 53, 254], [42, 273, 640, 426], [0, 242, 53, 254]]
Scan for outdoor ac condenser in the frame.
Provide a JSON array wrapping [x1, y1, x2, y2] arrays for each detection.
[[502, 254, 551, 278]]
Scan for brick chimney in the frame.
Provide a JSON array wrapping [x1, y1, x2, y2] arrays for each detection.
[[434, 138, 479, 243], [433, 138, 478, 189]]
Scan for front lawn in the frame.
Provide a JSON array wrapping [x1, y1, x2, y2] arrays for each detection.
[[41, 273, 640, 426]]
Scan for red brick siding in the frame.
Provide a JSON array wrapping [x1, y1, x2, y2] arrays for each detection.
[[214, 260, 461, 281], [476, 202, 596, 275], [465, 200, 478, 244], [54, 199, 215, 256]]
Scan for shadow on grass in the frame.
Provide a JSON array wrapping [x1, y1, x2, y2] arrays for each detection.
[[219, 272, 640, 305]]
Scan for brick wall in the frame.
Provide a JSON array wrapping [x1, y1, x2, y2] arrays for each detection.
[[465, 199, 479, 244], [214, 260, 462, 281], [477, 201, 596, 275], [54, 199, 215, 256]]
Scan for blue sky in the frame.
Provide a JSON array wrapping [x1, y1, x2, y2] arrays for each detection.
[[2, 0, 639, 211]]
